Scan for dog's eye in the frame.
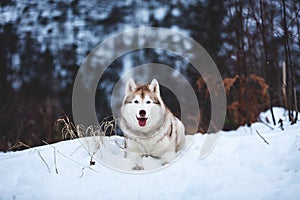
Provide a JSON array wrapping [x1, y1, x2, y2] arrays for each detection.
[[146, 101, 151, 104], [134, 100, 139, 104]]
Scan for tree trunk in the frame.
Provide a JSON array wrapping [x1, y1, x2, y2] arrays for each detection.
[[282, 0, 293, 121], [259, 0, 276, 125]]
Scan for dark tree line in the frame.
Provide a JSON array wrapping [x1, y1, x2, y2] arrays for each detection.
[[220, 0, 299, 126], [0, 0, 299, 151]]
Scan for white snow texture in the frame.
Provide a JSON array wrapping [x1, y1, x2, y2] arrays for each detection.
[[0, 107, 300, 200]]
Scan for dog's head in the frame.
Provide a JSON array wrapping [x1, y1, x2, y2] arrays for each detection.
[[121, 79, 166, 133]]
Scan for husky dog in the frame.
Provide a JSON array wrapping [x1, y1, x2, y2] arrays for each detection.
[[119, 79, 185, 170]]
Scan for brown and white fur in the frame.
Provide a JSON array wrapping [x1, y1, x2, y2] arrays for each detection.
[[119, 79, 185, 170]]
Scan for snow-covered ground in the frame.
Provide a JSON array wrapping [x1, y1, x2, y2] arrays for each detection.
[[0, 107, 300, 200]]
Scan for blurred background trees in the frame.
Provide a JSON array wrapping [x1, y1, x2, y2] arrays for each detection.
[[0, 0, 299, 151]]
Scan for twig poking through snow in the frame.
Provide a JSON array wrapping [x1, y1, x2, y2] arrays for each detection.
[[56, 150, 84, 166], [37, 151, 51, 173], [256, 130, 270, 145], [70, 144, 83, 156], [278, 119, 284, 130], [42, 140, 58, 174], [257, 117, 274, 130], [54, 147, 58, 174], [79, 166, 99, 179]]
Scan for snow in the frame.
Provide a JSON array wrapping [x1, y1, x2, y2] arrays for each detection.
[[171, 8, 181, 17], [154, 7, 168, 21], [1, 108, 300, 200]]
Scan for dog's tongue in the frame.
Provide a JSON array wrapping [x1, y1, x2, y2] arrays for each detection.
[[138, 118, 147, 127]]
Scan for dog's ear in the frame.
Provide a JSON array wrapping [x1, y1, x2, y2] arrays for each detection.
[[149, 79, 160, 94], [125, 79, 136, 94]]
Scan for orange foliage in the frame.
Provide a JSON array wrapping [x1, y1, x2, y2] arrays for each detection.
[[195, 74, 270, 132]]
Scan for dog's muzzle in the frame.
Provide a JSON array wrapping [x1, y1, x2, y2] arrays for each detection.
[[137, 110, 147, 127]]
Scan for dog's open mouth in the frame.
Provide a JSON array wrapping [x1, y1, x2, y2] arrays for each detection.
[[136, 117, 148, 127]]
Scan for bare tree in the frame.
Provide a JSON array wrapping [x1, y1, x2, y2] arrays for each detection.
[[281, 0, 298, 122], [259, 0, 276, 125]]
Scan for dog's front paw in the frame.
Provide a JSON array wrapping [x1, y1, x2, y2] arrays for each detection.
[[132, 165, 144, 170], [161, 151, 176, 166]]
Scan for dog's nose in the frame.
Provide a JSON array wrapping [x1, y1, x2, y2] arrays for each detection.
[[139, 110, 146, 117]]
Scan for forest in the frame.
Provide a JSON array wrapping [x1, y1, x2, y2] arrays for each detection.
[[0, 0, 299, 151]]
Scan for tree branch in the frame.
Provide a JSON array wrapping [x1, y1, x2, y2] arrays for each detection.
[[256, 130, 270, 145]]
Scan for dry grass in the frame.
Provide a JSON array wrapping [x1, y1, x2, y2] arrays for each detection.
[[54, 115, 77, 140], [54, 114, 119, 166], [54, 114, 117, 140], [7, 115, 116, 177], [8, 141, 31, 151]]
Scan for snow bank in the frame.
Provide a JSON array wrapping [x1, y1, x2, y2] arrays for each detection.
[[0, 108, 299, 200]]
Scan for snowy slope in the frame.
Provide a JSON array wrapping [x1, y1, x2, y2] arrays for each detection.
[[0, 108, 300, 200]]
